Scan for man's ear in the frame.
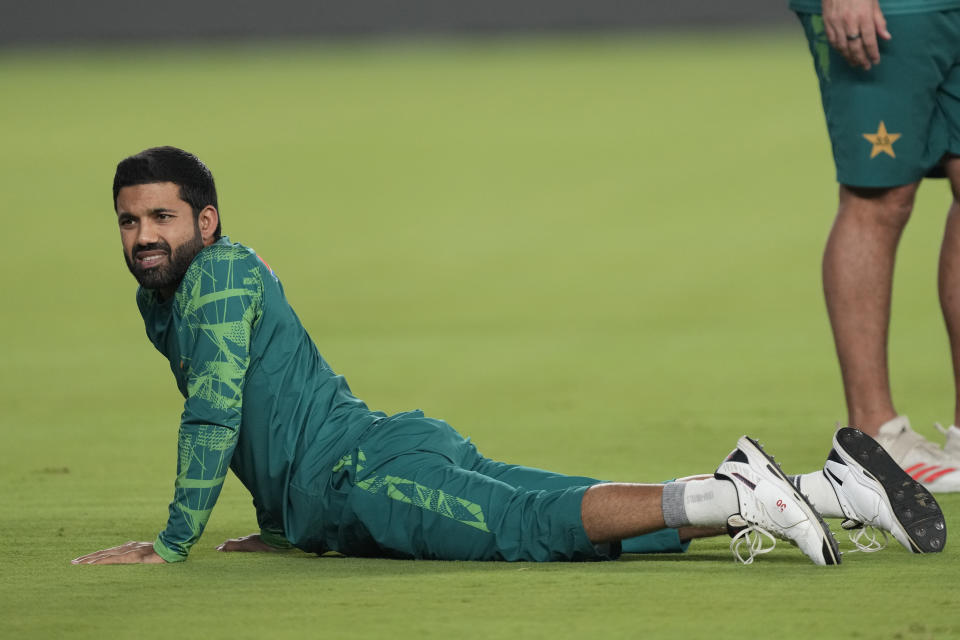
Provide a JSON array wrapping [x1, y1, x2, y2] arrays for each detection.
[[198, 206, 220, 246]]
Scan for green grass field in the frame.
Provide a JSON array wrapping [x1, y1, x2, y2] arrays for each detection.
[[2, 29, 960, 639]]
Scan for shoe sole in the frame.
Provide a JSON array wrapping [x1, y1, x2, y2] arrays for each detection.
[[834, 427, 947, 553], [741, 436, 841, 566]]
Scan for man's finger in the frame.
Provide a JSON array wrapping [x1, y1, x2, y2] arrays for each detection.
[[85, 554, 125, 565], [855, 13, 882, 65], [874, 8, 891, 40], [837, 27, 864, 68], [75, 551, 118, 565], [839, 15, 870, 69], [846, 33, 870, 69], [860, 26, 881, 65], [825, 20, 846, 58], [842, 32, 871, 69], [72, 549, 112, 564]]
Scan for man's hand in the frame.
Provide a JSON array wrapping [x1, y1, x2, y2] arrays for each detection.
[[216, 533, 279, 552], [72, 541, 167, 565], [822, 0, 892, 70]]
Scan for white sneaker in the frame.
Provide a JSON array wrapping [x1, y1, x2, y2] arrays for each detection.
[[825, 427, 946, 553], [875, 416, 960, 492], [716, 436, 840, 566]]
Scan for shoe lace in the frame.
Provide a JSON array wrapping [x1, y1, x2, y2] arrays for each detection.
[[845, 524, 889, 553], [935, 422, 960, 457], [730, 525, 777, 565], [890, 425, 947, 461]]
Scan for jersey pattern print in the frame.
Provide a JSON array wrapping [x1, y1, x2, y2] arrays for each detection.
[[148, 243, 263, 562]]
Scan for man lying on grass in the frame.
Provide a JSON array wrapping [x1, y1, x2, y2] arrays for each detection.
[[73, 147, 945, 567]]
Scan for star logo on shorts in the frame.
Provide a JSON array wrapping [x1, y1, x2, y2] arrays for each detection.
[[862, 121, 901, 159]]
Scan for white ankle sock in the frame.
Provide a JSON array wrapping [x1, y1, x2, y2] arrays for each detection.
[[662, 478, 740, 527], [790, 472, 843, 519]]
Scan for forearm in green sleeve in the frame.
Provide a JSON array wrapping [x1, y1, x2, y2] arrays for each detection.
[[158, 246, 260, 560], [156, 422, 238, 560]]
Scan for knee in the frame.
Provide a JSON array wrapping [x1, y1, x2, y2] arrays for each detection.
[[838, 183, 919, 230]]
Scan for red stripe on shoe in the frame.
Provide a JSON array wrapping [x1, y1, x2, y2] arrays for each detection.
[[906, 464, 936, 480], [921, 467, 958, 483]]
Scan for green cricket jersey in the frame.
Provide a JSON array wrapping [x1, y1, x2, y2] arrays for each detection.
[[789, 0, 960, 15], [138, 237, 382, 562]]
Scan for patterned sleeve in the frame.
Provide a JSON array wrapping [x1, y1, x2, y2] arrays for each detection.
[[153, 249, 262, 562]]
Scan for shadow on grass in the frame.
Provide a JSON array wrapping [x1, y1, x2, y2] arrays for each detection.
[[214, 546, 818, 578]]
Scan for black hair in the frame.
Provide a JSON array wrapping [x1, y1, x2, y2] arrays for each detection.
[[113, 146, 222, 239]]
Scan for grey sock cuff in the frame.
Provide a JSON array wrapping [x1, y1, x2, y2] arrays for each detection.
[[661, 481, 690, 529]]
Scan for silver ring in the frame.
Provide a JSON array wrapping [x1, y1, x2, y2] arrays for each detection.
[[846, 33, 862, 41]]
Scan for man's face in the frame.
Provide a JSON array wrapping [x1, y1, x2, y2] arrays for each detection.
[[116, 182, 206, 296]]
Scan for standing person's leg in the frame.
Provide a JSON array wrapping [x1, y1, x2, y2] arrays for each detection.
[[916, 14, 960, 483], [821, 188, 960, 493], [940, 159, 960, 439], [797, 12, 926, 437], [797, 10, 960, 491], [822, 182, 917, 435]]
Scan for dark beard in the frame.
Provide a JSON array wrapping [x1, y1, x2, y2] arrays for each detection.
[[124, 228, 204, 295]]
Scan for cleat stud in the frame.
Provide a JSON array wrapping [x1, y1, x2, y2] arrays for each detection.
[[935, 521, 945, 531], [915, 527, 926, 538], [931, 539, 942, 551], [903, 509, 913, 521], [895, 491, 905, 501]]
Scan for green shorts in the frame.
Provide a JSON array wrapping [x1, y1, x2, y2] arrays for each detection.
[[798, 10, 960, 187]]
